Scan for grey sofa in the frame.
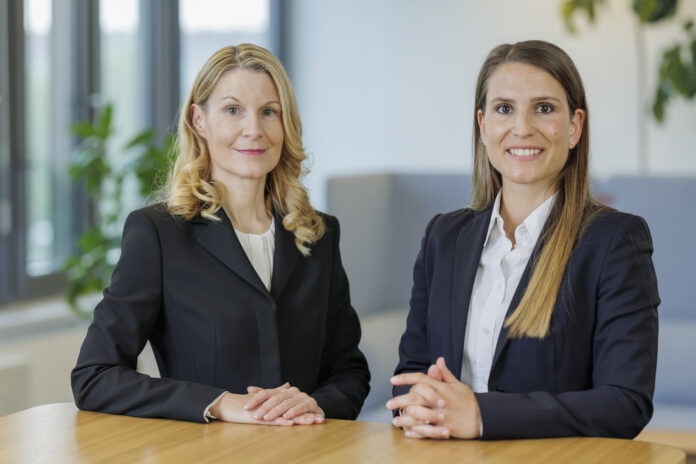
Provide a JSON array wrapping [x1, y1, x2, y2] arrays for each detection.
[[327, 172, 696, 432]]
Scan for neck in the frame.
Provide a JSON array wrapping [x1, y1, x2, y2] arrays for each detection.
[[217, 175, 272, 234], [498, 182, 556, 232]]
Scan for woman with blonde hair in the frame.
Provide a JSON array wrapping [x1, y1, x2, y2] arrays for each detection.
[[72, 44, 370, 424], [387, 40, 659, 439]]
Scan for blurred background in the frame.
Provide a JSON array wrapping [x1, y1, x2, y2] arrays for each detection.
[[0, 0, 694, 455]]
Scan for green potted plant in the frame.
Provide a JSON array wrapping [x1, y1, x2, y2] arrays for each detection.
[[64, 103, 174, 318]]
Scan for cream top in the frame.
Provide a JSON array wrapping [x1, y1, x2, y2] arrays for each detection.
[[233, 217, 275, 291]]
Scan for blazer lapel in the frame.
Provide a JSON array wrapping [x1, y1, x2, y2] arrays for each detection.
[[450, 206, 494, 379], [270, 211, 301, 301], [194, 209, 269, 298], [490, 221, 550, 370]]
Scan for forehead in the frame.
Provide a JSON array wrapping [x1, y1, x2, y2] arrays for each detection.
[[209, 68, 280, 102], [486, 62, 567, 103]]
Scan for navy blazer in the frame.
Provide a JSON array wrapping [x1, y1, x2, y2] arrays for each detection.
[[72, 205, 370, 423], [394, 204, 659, 439]]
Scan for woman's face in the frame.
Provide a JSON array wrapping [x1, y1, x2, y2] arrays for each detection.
[[191, 69, 284, 185], [477, 62, 584, 196]]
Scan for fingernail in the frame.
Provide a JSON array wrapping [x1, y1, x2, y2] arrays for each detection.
[[385, 401, 392, 408], [441, 429, 449, 437], [437, 399, 445, 407], [437, 413, 445, 421], [405, 431, 415, 438]]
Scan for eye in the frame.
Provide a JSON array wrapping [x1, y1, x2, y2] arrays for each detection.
[[536, 103, 554, 114], [225, 106, 241, 116], [495, 103, 513, 115], [261, 107, 279, 117]]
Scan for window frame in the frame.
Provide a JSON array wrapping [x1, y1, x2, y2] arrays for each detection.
[[0, 0, 283, 306]]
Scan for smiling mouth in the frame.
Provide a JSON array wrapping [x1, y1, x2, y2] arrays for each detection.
[[236, 149, 266, 156], [507, 148, 543, 157]]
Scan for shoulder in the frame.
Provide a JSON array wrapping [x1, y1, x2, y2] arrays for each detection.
[[125, 204, 192, 231], [426, 207, 485, 240], [580, 207, 651, 244], [315, 211, 340, 245]]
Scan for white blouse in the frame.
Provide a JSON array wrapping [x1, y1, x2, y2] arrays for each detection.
[[461, 192, 555, 393], [234, 218, 276, 291]]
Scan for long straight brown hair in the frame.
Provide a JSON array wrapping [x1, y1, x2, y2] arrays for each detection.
[[470, 40, 605, 339]]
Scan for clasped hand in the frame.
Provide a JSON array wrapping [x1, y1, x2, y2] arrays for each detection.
[[210, 382, 324, 426], [386, 357, 481, 439]]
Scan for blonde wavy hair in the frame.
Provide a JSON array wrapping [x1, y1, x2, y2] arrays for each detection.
[[163, 44, 324, 255], [471, 40, 606, 339]]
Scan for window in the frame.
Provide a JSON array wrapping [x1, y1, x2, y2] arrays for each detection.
[[100, 0, 142, 216], [180, 0, 273, 95], [0, 0, 282, 306]]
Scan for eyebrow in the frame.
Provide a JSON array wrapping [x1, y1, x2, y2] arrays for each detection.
[[489, 96, 563, 104], [220, 96, 281, 106]]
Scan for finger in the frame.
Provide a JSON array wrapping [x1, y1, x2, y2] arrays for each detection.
[[244, 389, 271, 410], [291, 412, 318, 425], [266, 416, 294, 426], [436, 357, 458, 383], [392, 412, 429, 429], [410, 383, 446, 408], [386, 392, 432, 411], [282, 398, 315, 419], [410, 424, 451, 439], [400, 405, 444, 425], [247, 386, 263, 393], [263, 395, 304, 421], [254, 386, 299, 420], [391, 372, 444, 389], [427, 364, 444, 381], [245, 383, 292, 411], [403, 427, 426, 439]]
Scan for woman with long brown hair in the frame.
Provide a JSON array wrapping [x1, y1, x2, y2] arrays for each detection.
[[72, 44, 369, 424], [387, 40, 659, 440]]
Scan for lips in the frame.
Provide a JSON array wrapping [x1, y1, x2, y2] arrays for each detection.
[[236, 149, 266, 156], [507, 148, 543, 157]]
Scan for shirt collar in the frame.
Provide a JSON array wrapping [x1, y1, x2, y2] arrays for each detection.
[[483, 191, 556, 247]]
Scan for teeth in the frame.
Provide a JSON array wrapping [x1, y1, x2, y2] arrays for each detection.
[[508, 148, 542, 157]]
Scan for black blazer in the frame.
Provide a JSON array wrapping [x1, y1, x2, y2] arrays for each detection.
[[394, 205, 659, 439], [72, 205, 370, 423]]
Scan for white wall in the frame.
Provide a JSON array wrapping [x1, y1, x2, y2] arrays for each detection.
[[284, 0, 696, 209]]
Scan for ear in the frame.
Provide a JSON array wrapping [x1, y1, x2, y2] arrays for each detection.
[[477, 109, 486, 143], [569, 108, 585, 148], [190, 104, 207, 138]]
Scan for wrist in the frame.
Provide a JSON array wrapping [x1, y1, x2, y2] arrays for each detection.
[[209, 392, 235, 419]]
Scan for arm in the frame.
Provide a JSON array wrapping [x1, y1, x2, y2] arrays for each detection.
[[71, 210, 226, 423], [309, 215, 371, 420], [476, 214, 659, 439]]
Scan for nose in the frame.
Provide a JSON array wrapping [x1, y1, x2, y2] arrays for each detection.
[[511, 111, 533, 137], [241, 113, 262, 137]]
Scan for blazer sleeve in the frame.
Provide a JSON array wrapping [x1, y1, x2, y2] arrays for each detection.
[[392, 214, 441, 399], [310, 215, 371, 419], [476, 214, 660, 439], [71, 210, 226, 423]]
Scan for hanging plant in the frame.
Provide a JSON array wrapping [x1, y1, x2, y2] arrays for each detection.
[[561, 0, 695, 123]]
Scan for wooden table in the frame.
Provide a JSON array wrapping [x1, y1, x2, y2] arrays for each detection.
[[0, 403, 686, 463]]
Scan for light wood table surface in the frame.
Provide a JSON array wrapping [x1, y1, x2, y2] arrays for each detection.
[[0, 403, 686, 463]]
